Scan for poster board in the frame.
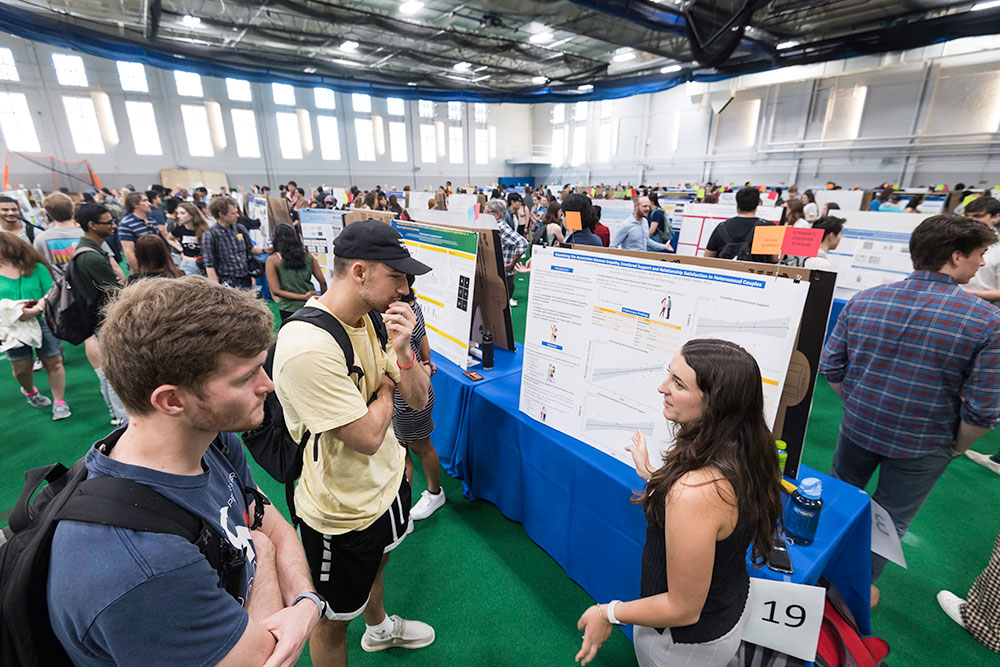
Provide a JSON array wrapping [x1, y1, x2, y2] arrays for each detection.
[[160, 169, 229, 194], [299, 208, 347, 283], [408, 215, 515, 355], [815, 190, 865, 212], [676, 203, 785, 256], [522, 246, 834, 478], [344, 209, 396, 226], [826, 210, 920, 300], [594, 199, 636, 239], [392, 221, 480, 368]]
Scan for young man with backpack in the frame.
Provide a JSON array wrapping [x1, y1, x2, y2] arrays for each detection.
[[704, 187, 779, 263], [272, 219, 433, 667], [40, 276, 322, 666]]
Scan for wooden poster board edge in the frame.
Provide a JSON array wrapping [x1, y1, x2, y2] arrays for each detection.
[[344, 209, 396, 226], [569, 244, 836, 479], [265, 198, 292, 236]]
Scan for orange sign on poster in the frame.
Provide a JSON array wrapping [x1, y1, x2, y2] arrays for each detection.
[[750, 225, 786, 256], [565, 210, 583, 230]]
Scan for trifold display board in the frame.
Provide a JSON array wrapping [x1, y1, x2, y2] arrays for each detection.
[[676, 203, 785, 256], [299, 208, 347, 283], [827, 210, 920, 300], [520, 246, 836, 479]]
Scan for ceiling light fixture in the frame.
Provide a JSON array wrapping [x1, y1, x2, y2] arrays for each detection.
[[181, 14, 201, 27], [529, 31, 554, 44], [532, 76, 548, 84], [660, 64, 682, 74], [400, 0, 424, 14], [453, 61, 472, 72], [776, 40, 800, 50], [578, 84, 594, 92], [972, 0, 1000, 8], [340, 40, 359, 52], [612, 51, 636, 63]]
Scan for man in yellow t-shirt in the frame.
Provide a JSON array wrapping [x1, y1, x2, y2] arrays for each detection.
[[273, 220, 433, 665]]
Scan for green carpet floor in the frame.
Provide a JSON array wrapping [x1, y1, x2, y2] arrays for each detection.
[[2, 273, 998, 665]]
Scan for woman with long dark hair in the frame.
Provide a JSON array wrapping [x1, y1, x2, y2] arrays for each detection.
[[265, 223, 327, 323], [576, 339, 783, 667]]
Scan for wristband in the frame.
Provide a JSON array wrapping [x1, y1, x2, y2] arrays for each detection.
[[397, 353, 416, 370], [294, 591, 328, 619], [606, 600, 625, 626]]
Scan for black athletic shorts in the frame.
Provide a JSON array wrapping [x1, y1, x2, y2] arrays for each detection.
[[300, 476, 412, 620]]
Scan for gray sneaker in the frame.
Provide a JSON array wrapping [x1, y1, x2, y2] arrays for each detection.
[[361, 615, 435, 652], [22, 389, 52, 408], [52, 402, 72, 421]]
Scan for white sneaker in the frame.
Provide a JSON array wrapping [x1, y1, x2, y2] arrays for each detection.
[[509, 299, 518, 307], [361, 615, 435, 652], [965, 450, 1000, 475], [410, 489, 446, 521], [937, 590, 967, 628]]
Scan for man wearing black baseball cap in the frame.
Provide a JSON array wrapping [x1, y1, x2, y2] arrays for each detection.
[[272, 219, 434, 665]]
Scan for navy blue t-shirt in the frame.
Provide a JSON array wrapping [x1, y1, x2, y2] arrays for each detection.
[[48, 431, 259, 666]]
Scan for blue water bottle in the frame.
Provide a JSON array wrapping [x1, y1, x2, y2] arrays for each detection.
[[785, 477, 823, 546]]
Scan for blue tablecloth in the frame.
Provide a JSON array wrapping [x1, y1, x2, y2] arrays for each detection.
[[429, 346, 523, 480], [826, 297, 847, 341], [464, 371, 872, 635]]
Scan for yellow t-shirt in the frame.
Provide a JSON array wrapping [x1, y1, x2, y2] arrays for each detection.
[[273, 298, 403, 535]]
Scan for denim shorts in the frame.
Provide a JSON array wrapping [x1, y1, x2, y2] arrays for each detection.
[[5, 319, 63, 362]]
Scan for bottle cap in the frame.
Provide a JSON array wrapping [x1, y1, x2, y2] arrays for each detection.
[[799, 477, 822, 499], [775, 440, 787, 451]]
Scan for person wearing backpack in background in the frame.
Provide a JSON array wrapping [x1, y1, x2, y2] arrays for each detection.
[[704, 187, 779, 264], [46, 277, 322, 666], [272, 220, 434, 666]]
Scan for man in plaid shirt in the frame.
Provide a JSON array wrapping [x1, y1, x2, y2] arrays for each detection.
[[484, 198, 527, 307], [820, 214, 1000, 605]]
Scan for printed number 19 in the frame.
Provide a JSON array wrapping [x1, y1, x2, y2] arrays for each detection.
[[762, 600, 806, 628]]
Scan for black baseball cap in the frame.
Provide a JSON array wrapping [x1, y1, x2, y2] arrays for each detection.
[[334, 219, 431, 275]]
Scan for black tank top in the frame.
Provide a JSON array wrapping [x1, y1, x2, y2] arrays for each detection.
[[639, 510, 751, 644]]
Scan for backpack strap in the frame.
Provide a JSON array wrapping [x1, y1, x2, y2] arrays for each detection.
[[717, 223, 735, 246], [367, 309, 389, 352], [56, 477, 246, 600], [287, 307, 360, 380]]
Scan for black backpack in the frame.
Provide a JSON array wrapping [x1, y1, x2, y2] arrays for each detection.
[[716, 221, 755, 261], [43, 246, 102, 345], [242, 306, 388, 525], [0, 436, 263, 666]]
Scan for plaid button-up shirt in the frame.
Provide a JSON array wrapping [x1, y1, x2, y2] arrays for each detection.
[[820, 270, 1000, 458], [497, 217, 527, 276], [201, 222, 251, 278]]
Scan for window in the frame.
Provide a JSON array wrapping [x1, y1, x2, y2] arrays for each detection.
[[387, 97, 405, 116], [489, 125, 497, 159], [124, 101, 162, 155], [317, 116, 341, 160], [597, 122, 613, 162], [226, 78, 252, 102], [314, 87, 336, 109], [448, 126, 463, 164], [551, 127, 565, 165], [373, 115, 385, 155], [180, 104, 213, 156], [570, 126, 587, 166], [474, 103, 488, 124], [448, 101, 463, 121], [62, 96, 104, 153], [272, 83, 295, 106], [575, 101, 589, 122], [418, 99, 435, 118], [114, 61, 148, 92], [52, 54, 88, 87], [419, 123, 436, 162], [0, 48, 18, 82], [0, 92, 40, 152], [352, 93, 371, 113], [230, 108, 261, 158], [174, 71, 203, 97], [475, 128, 488, 165], [389, 121, 407, 162], [552, 103, 565, 124], [600, 99, 613, 119], [275, 112, 303, 159], [354, 118, 376, 161]]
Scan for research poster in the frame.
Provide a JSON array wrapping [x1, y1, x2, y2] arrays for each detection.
[[246, 195, 269, 247], [675, 203, 784, 256], [300, 208, 347, 282], [393, 221, 480, 369], [826, 211, 921, 299], [519, 247, 810, 468]]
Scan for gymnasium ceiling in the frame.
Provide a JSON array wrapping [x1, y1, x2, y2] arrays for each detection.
[[1, 0, 998, 101]]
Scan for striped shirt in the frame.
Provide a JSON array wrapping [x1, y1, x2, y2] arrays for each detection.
[[117, 213, 158, 243], [820, 270, 1000, 458]]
